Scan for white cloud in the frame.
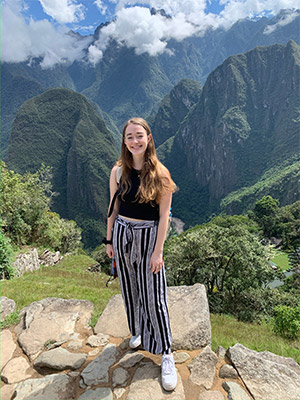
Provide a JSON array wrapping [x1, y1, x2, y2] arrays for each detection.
[[88, 44, 103, 65], [94, 6, 198, 58], [1, 0, 92, 67], [263, 9, 299, 34], [94, 0, 108, 15], [38, 0, 85, 24]]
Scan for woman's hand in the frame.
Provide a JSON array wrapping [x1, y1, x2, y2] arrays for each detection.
[[150, 251, 163, 274], [106, 244, 114, 259]]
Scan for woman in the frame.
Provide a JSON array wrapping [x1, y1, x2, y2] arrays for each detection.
[[104, 117, 177, 391]]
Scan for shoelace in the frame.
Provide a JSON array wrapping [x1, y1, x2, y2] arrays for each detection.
[[162, 356, 174, 375]]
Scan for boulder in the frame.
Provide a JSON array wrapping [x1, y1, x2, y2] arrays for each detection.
[[126, 361, 185, 399], [39, 249, 62, 266], [13, 374, 75, 400], [226, 343, 300, 400], [173, 351, 190, 364], [94, 283, 212, 350], [222, 381, 251, 400], [0, 383, 17, 400], [1, 330, 16, 371], [86, 333, 110, 347], [168, 284, 211, 350], [117, 352, 145, 368], [94, 294, 130, 337], [219, 364, 239, 379], [188, 346, 218, 389], [33, 347, 86, 370], [1, 297, 16, 322], [13, 248, 40, 277], [81, 343, 118, 386], [112, 367, 130, 387], [17, 298, 94, 360], [1, 357, 31, 384]]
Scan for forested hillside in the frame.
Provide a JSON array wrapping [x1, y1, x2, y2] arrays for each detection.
[[6, 88, 118, 247], [161, 41, 300, 226]]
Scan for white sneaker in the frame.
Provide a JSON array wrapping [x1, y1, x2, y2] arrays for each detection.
[[161, 353, 177, 391], [129, 334, 141, 349]]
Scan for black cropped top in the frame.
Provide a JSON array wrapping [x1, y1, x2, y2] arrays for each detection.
[[118, 169, 159, 221]]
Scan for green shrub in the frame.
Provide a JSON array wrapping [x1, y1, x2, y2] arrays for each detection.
[[0, 232, 15, 279], [0, 312, 20, 328], [272, 305, 300, 339]]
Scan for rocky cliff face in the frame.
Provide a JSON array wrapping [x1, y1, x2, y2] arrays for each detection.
[[151, 79, 202, 147], [7, 88, 118, 247], [162, 41, 300, 225]]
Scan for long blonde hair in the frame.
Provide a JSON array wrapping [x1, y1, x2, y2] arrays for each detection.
[[118, 117, 177, 203]]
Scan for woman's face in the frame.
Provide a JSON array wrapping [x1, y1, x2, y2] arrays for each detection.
[[124, 123, 151, 157]]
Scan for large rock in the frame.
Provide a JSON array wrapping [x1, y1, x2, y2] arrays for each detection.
[[17, 298, 94, 360], [33, 347, 87, 370], [94, 284, 211, 350], [39, 249, 62, 266], [188, 346, 218, 389], [117, 352, 145, 368], [13, 374, 75, 400], [81, 343, 118, 386], [1, 357, 31, 384], [0, 330, 16, 370], [126, 361, 185, 400], [13, 248, 40, 277], [226, 343, 300, 400], [1, 297, 16, 322], [0, 383, 17, 400], [86, 333, 110, 347], [168, 284, 211, 349], [222, 381, 251, 400], [94, 294, 130, 337]]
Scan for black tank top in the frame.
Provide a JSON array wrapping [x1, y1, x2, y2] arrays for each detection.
[[118, 169, 159, 221]]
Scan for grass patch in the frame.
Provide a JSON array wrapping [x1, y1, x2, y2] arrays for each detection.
[[271, 250, 290, 271], [0, 312, 20, 329], [1, 254, 121, 328], [211, 313, 300, 363]]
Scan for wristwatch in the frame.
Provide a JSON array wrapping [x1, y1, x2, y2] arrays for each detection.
[[102, 238, 112, 245]]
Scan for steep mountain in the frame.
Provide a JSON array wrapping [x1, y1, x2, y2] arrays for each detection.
[[150, 79, 202, 147], [2, 9, 299, 152], [6, 88, 118, 247], [161, 41, 300, 226]]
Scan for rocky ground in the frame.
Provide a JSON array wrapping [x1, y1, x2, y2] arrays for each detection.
[[1, 284, 300, 400]]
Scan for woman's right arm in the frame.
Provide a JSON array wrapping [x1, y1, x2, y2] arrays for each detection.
[[106, 165, 119, 258]]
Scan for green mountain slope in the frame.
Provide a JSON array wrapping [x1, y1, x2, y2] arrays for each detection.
[[161, 41, 300, 226], [151, 79, 202, 147], [7, 88, 118, 248]]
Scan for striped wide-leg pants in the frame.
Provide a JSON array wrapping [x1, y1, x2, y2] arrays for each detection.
[[112, 215, 172, 355]]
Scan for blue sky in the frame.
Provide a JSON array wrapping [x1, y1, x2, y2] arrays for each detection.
[[2, 0, 299, 67]]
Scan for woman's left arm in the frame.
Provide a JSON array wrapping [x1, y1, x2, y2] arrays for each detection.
[[150, 190, 172, 274]]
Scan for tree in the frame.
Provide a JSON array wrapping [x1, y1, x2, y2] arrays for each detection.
[[252, 195, 279, 238], [1, 162, 82, 253], [165, 223, 277, 319]]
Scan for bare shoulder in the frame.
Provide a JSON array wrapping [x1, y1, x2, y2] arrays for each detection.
[[160, 164, 171, 179], [111, 164, 119, 177]]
